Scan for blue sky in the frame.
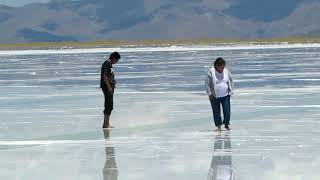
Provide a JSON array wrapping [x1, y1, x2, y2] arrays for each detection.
[[0, 0, 50, 7]]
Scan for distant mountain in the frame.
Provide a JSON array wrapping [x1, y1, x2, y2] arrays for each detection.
[[225, 0, 304, 22], [0, 0, 320, 43]]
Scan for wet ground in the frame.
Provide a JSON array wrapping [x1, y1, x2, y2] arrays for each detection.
[[0, 44, 320, 179]]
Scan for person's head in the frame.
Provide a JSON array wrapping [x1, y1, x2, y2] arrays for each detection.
[[109, 51, 121, 64], [214, 57, 226, 73]]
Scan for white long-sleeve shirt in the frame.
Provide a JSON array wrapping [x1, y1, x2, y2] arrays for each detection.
[[205, 68, 234, 97]]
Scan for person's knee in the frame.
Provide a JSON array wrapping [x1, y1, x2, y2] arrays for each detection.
[[104, 110, 112, 116]]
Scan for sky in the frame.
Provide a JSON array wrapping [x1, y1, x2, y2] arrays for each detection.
[[0, 0, 50, 7]]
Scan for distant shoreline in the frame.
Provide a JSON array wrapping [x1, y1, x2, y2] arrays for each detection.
[[1, 37, 320, 50]]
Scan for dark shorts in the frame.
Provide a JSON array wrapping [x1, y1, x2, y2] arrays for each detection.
[[103, 90, 113, 115]]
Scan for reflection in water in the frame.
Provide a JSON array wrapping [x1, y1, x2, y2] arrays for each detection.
[[208, 132, 234, 180], [103, 130, 118, 180]]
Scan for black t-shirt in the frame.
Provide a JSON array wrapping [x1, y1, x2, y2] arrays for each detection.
[[100, 60, 115, 90]]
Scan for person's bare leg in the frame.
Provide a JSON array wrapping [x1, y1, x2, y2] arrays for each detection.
[[102, 114, 109, 128], [103, 114, 114, 128]]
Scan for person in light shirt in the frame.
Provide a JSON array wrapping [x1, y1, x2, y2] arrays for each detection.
[[205, 58, 234, 131]]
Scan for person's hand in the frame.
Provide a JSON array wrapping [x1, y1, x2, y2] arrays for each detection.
[[209, 95, 213, 100], [108, 87, 114, 95]]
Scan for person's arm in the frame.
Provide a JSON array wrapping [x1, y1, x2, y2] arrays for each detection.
[[228, 70, 234, 96], [103, 74, 113, 94], [103, 65, 113, 95], [205, 70, 213, 99]]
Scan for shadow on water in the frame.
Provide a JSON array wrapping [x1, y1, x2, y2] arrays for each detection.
[[103, 129, 118, 180], [208, 132, 234, 180]]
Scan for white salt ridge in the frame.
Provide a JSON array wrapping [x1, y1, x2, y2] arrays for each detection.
[[0, 43, 320, 56]]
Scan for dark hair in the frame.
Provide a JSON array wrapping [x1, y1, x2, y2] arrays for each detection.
[[109, 51, 121, 60], [214, 57, 226, 68]]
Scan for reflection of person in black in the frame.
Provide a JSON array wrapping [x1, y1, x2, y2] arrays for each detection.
[[103, 129, 118, 180], [208, 132, 234, 180]]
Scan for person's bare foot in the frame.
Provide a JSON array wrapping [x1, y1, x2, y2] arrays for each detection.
[[103, 125, 114, 129], [225, 125, 231, 131], [215, 126, 221, 131]]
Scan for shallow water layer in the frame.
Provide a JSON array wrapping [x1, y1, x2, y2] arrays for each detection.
[[0, 45, 319, 179]]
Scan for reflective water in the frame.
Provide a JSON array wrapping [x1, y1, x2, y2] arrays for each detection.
[[0, 45, 320, 180]]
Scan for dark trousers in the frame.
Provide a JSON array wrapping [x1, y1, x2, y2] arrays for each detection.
[[103, 90, 113, 115], [210, 95, 231, 127]]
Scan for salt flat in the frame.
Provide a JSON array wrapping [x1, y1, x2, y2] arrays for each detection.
[[0, 44, 319, 179]]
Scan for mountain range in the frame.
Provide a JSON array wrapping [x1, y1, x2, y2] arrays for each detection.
[[0, 0, 320, 43]]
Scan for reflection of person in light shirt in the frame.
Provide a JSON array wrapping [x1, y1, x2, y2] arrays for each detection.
[[208, 133, 234, 180], [103, 130, 118, 180]]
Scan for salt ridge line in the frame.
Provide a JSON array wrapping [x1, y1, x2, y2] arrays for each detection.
[[0, 140, 103, 145], [1, 43, 320, 56]]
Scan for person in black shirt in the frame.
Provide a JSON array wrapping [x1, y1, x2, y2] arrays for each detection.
[[100, 52, 120, 128]]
